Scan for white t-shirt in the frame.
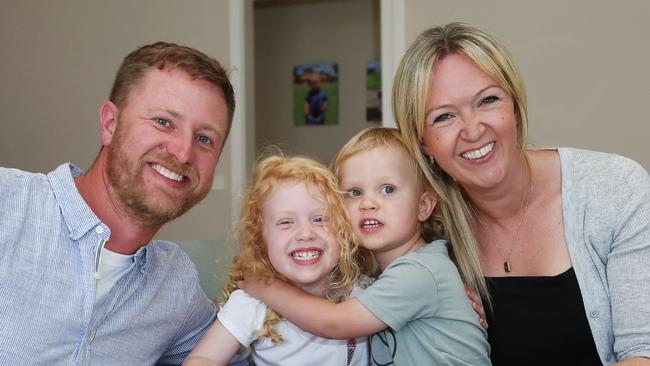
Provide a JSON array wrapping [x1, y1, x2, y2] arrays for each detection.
[[94, 246, 134, 310], [218, 282, 370, 366]]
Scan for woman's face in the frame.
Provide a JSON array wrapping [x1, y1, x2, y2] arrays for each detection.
[[421, 53, 520, 192]]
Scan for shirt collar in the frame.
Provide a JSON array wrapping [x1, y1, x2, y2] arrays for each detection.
[[48, 163, 104, 241]]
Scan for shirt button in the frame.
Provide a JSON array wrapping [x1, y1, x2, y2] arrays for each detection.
[[590, 311, 598, 318], [95, 226, 105, 234], [606, 354, 612, 361]]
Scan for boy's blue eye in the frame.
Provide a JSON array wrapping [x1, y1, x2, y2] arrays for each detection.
[[380, 185, 395, 194], [347, 188, 362, 198]]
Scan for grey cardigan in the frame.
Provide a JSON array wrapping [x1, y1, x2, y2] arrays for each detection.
[[559, 147, 650, 364]]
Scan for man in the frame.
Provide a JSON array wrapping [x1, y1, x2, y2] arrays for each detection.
[[0, 42, 243, 365]]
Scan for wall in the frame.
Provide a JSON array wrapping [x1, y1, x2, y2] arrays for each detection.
[[0, 0, 236, 299], [254, 0, 381, 164], [404, 0, 650, 168]]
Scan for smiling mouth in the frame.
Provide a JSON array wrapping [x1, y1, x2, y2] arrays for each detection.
[[291, 249, 322, 261], [461, 141, 495, 160], [151, 163, 186, 182]]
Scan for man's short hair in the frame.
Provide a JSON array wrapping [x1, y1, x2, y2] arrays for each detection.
[[109, 41, 235, 133]]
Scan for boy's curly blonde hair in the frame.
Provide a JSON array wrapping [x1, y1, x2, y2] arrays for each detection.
[[220, 153, 374, 343]]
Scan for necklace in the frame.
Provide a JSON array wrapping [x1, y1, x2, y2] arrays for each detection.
[[502, 170, 534, 273]]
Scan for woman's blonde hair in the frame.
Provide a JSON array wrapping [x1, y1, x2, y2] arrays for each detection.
[[393, 22, 529, 305], [331, 127, 444, 242], [221, 153, 374, 343]]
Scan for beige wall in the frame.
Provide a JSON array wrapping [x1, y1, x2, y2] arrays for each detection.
[[254, 0, 381, 164], [404, 0, 650, 169], [0, 0, 235, 243]]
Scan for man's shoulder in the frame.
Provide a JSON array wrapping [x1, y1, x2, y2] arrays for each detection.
[[146, 240, 201, 277], [0, 166, 48, 185]]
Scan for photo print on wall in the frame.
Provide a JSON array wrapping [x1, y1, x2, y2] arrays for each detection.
[[293, 63, 338, 125]]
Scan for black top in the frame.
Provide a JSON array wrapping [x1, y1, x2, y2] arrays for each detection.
[[486, 267, 602, 366]]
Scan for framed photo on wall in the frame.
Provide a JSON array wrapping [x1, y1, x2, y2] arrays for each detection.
[[293, 63, 338, 125], [366, 60, 382, 122]]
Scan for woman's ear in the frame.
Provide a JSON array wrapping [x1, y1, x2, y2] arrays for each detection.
[[99, 101, 119, 147], [418, 190, 437, 222]]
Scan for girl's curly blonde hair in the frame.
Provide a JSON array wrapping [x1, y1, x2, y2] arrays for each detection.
[[220, 153, 374, 343]]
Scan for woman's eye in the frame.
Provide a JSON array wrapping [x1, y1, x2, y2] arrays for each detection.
[[479, 95, 499, 107], [196, 134, 213, 145], [346, 188, 362, 198], [433, 113, 454, 123], [154, 118, 171, 127], [380, 185, 395, 195]]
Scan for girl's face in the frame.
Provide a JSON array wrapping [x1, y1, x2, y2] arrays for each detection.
[[420, 53, 520, 192], [262, 181, 340, 296]]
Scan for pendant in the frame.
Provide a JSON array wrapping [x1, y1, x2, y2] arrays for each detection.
[[504, 259, 512, 273]]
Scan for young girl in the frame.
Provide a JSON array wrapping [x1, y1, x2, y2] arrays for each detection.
[[239, 128, 491, 365], [183, 154, 374, 366]]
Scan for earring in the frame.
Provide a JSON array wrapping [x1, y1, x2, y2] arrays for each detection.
[[429, 155, 435, 165]]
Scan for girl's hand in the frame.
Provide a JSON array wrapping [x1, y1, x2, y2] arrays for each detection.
[[465, 284, 488, 330]]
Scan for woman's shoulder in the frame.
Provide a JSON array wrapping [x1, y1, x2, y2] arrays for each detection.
[[558, 147, 646, 173]]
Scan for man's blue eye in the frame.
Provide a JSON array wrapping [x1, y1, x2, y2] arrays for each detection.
[[196, 135, 212, 145], [155, 118, 171, 127]]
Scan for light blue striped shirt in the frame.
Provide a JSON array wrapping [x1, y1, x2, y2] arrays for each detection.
[[0, 163, 220, 365]]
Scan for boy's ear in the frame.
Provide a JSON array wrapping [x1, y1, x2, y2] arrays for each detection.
[[99, 100, 119, 147], [417, 190, 437, 222]]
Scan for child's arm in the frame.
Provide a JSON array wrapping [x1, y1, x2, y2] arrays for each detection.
[[182, 320, 241, 366], [238, 277, 387, 339]]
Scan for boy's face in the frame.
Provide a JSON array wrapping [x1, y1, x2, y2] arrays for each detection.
[[262, 181, 340, 296], [339, 146, 434, 264]]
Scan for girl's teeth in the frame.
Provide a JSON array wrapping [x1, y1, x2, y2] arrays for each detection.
[[292, 250, 321, 261]]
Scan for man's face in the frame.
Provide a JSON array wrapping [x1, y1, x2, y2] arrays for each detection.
[[105, 66, 229, 226]]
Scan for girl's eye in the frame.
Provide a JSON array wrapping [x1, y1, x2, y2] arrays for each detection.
[[155, 118, 171, 127], [380, 185, 395, 195], [478, 95, 499, 107], [196, 134, 213, 145], [313, 215, 329, 224], [433, 113, 454, 123], [346, 188, 362, 198], [278, 219, 293, 226]]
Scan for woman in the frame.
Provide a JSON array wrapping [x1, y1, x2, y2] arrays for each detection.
[[394, 22, 650, 365]]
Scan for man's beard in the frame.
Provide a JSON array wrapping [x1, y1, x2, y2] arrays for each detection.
[[105, 126, 210, 227]]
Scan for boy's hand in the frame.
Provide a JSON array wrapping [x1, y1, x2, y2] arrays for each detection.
[[465, 284, 488, 330], [237, 275, 272, 300]]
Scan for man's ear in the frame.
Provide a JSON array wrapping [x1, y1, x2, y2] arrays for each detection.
[[418, 190, 437, 222], [99, 101, 119, 147]]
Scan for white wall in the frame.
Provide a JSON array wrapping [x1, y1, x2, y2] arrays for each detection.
[[404, 0, 650, 168]]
